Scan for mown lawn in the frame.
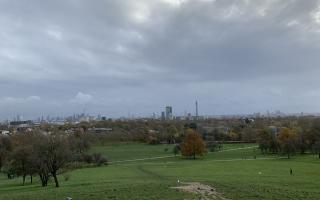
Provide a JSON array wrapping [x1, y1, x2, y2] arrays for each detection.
[[1, 143, 320, 200], [89, 143, 175, 162]]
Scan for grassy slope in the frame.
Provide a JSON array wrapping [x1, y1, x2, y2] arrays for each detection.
[[89, 143, 175, 162], [0, 143, 320, 200]]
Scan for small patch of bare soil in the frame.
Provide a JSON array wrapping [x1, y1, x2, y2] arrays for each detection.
[[171, 182, 229, 200]]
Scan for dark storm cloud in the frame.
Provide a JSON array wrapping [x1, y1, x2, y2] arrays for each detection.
[[1, 0, 320, 119]]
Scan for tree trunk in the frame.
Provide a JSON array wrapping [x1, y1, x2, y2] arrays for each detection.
[[318, 153, 320, 159], [30, 175, 33, 184], [193, 152, 196, 160], [22, 175, 26, 186], [39, 173, 48, 187], [40, 174, 45, 187], [53, 172, 59, 188], [287, 153, 290, 159]]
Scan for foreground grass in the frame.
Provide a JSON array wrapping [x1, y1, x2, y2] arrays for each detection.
[[1, 143, 320, 200]]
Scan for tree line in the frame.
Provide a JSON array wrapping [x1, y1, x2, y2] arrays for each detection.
[[257, 119, 320, 158], [0, 129, 106, 187], [2, 116, 320, 188]]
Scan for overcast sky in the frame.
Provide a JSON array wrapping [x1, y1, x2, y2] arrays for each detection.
[[1, 0, 320, 120]]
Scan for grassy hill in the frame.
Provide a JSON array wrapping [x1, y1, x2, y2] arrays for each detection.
[[1, 143, 320, 200]]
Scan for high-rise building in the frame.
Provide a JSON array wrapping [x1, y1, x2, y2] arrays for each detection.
[[165, 106, 173, 120], [16, 115, 23, 121], [161, 112, 165, 120], [196, 101, 198, 119]]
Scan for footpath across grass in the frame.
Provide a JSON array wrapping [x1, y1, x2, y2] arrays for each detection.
[[1, 143, 320, 200], [89, 143, 175, 162]]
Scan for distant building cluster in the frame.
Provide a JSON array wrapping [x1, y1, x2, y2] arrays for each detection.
[[0, 103, 313, 128], [160, 106, 173, 120]]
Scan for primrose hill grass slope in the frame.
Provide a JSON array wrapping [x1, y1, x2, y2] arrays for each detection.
[[90, 143, 259, 162], [0, 143, 320, 200], [89, 143, 176, 162]]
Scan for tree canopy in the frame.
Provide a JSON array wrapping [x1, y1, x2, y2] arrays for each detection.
[[181, 129, 206, 159]]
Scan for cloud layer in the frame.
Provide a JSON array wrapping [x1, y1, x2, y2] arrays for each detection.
[[1, 0, 320, 119]]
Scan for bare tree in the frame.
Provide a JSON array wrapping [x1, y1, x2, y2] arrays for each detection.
[[50, 133, 71, 187]]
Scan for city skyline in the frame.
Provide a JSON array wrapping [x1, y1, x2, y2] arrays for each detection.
[[1, 0, 320, 119], [1, 107, 309, 123]]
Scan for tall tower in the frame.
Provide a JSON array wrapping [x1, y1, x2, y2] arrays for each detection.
[[196, 101, 198, 119]]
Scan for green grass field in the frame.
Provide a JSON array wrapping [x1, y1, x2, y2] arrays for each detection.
[[1, 143, 320, 200]]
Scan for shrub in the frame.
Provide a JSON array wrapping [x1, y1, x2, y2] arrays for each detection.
[[82, 154, 93, 164], [92, 153, 108, 166]]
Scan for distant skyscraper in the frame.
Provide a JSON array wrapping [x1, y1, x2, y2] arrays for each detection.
[[161, 111, 165, 120], [196, 101, 198, 119], [16, 115, 23, 121], [165, 106, 173, 120]]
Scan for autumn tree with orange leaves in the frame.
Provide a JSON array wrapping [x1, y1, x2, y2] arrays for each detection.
[[181, 129, 206, 159], [278, 128, 298, 159]]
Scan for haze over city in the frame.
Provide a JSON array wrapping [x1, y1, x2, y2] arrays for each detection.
[[1, 0, 320, 119]]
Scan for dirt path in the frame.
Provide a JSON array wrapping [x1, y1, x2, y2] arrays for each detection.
[[214, 146, 258, 152], [171, 182, 229, 200], [110, 146, 258, 164], [109, 155, 175, 164]]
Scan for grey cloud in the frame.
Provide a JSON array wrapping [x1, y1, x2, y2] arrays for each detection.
[[70, 92, 93, 105], [1, 0, 320, 119], [0, 96, 41, 105]]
